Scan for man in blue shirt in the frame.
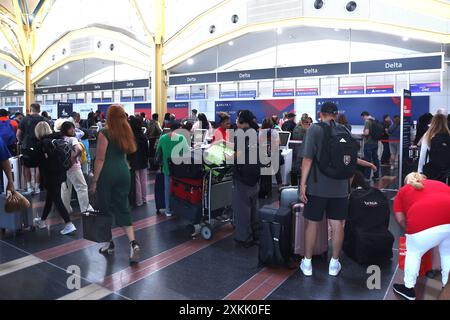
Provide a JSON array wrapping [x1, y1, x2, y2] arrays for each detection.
[[0, 137, 14, 193]]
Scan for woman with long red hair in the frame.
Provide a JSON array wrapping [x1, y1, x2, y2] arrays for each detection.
[[90, 104, 140, 264]]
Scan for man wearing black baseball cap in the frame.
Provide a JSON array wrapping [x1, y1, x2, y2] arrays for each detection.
[[299, 101, 351, 278]]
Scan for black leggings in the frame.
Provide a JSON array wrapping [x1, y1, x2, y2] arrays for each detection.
[[42, 181, 71, 223]]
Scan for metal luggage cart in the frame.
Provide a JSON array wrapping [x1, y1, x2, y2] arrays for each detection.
[[193, 166, 234, 240]]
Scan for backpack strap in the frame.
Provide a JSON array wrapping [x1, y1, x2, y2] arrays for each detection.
[[313, 122, 331, 183]]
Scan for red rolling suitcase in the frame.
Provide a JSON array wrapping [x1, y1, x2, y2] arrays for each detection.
[[292, 202, 329, 258], [170, 177, 203, 205]]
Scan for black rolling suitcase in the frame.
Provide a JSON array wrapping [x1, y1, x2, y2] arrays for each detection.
[[154, 172, 165, 215]]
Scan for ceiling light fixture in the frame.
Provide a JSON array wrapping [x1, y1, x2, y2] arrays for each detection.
[[277, 28, 283, 35], [402, 36, 409, 41], [187, 58, 194, 65], [314, 0, 324, 9], [346, 1, 357, 12], [228, 41, 234, 46], [334, 28, 340, 32], [63, 65, 69, 70]]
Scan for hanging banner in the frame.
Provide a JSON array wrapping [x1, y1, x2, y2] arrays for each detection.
[[167, 102, 189, 120], [316, 96, 428, 125], [57, 102, 73, 119], [215, 99, 294, 124]]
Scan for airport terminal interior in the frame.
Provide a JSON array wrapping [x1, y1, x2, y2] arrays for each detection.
[[0, 0, 449, 301]]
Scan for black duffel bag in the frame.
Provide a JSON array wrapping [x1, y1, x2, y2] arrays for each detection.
[[81, 209, 113, 243], [169, 151, 204, 179]]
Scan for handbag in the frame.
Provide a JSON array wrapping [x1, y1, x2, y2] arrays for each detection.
[[4, 190, 31, 213], [81, 209, 113, 243]]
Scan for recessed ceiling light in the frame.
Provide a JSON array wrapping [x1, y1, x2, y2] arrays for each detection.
[[187, 58, 194, 65], [63, 65, 69, 70], [46, 77, 50, 80], [228, 41, 234, 46], [402, 36, 409, 41], [334, 28, 340, 32], [277, 28, 283, 35]]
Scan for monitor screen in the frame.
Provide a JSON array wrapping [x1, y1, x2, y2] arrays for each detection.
[[279, 131, 291, 147]]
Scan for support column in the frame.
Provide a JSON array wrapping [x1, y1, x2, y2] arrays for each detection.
[[24, 65, 34, 114], [151, 0, 167, 118]]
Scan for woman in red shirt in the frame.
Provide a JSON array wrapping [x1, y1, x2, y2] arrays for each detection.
[[393, 173, 450, 300], [212, 112, 231, 144]]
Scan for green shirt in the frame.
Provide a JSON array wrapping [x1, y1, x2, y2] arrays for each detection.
[[156, 133, 190, 175], [363, 119, 377, 145]]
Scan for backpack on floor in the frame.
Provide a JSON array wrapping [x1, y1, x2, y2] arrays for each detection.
[[315, 121, 359, 180], [0, 119, 16, 146], [258, 206, 292, 267], [343, 187, 394, 264], [369, 119, 385, 141], [423, 133, 450, 181]]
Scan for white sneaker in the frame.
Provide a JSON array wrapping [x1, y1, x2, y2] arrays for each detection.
[[34, 186, 40, 194], [300, 258, 313, 277], [33, 218, 47, 229], [329, 258, 342, 277], [60, 223, 77, 235], [27, 186, 34, 194], [165, 212, 173, 217]]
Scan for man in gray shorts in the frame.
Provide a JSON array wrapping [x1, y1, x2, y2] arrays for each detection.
[[299, 102, 350, 277]]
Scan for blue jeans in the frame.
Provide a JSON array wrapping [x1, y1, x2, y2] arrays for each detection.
[[164, 174, 171, 214], [364, 143, 380, 179]]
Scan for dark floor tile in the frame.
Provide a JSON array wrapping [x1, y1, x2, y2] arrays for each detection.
[[0, 241, 27, 264], [267, 253, 398, 300], [48, 218, 193, 284], [118, 236, 262, 300], [0, 262, 90, 300], [101, 293, 130, 300]]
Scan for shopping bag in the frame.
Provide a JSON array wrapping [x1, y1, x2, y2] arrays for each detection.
[[398, 236, 433, 277], [4, 190, 31, 213], [81, 209, 113, 243]]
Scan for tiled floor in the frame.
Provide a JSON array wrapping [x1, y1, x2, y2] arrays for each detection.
[[0, 169, 443, 300]]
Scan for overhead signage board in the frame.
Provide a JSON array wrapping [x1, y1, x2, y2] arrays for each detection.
[[84, 82, 113, 91], [218, 68, 275, 82], [351, 55, 442, 74], [190, 92, 206, 100], [114, 79, 149, 89], [238, 90, 257, 98], [57, 102, 73, 118], [366, 85, 394, 94], [295, 88, 319, 96], [219, 91, 237, 99], [278, 63, 349, 78], [409, 82, 441, 93], [339, 86, 365, 95], [169, 73, 217, 86], [273, 89, 295, 97], [58, 85, 83, 93], [175, 93, 190, 100]]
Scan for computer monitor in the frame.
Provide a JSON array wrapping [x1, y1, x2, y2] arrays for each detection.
[[278, 131, 291, 150]]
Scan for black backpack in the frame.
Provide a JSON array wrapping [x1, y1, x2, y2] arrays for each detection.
[[258, 206, 292, 267], [43, 139, 73, 172], [423, 133, 450, 181], [343, 187, 394, 264], [369, 119, 385, 141], [315, 121, 359, 180]]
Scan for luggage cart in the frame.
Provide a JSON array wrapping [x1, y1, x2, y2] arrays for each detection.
[[196, 166, 234, 240]]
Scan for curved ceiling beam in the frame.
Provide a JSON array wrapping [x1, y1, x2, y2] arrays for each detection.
[[32, 52, 151, 84], [32, 25, 151, 66], [12, 0, 30, 65], [0, 71, 24, 84], [129, 0, 155, 45], [163, 17, 450, 70]]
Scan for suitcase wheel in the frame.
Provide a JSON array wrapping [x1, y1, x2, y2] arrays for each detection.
[[201, 224, 213, 241]]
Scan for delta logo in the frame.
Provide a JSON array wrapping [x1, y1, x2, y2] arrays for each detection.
[[364, 201, 379, 208]]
